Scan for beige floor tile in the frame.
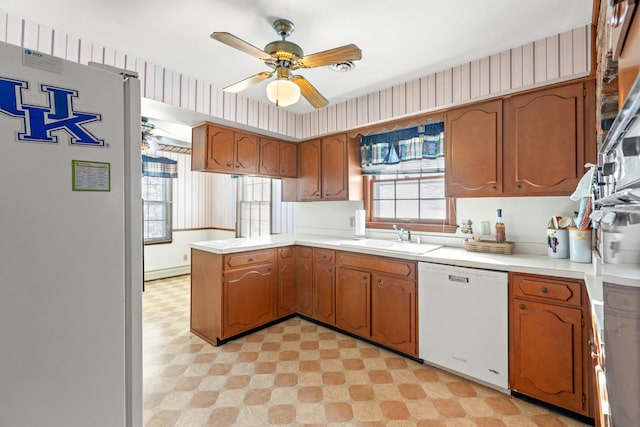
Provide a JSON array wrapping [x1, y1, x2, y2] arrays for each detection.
[[142, 276, 590, 427]]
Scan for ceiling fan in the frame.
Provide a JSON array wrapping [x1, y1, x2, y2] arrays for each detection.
[[211, 19, 362, 109]]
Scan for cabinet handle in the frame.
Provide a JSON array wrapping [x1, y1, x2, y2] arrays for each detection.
[[328, 268, 333, 273], [377, 278, 382, 283], [226, 163, 232, 167], [519, 304, 525, 310], [541, 287, 548, 293], [248, 258, 254, 262], [515, 184, 522, 190], [490, 186, 497, 191]]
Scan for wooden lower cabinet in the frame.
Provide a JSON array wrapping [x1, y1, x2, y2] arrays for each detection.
[[295, 246, 314, 316], [336, 267, 371, 336], [276, 247, 296, 317], [509, 272, 590, 416], [371, 274, 417, 356], [313, 248, 336, 325], [191, 245, 416, 357], [223, 264, 276, 338], [336, 251, 417, 356], [190, 248, 276, 345]]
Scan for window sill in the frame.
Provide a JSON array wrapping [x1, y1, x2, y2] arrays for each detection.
[[366, 221, 458, 234], [144, 240, 173, 246]]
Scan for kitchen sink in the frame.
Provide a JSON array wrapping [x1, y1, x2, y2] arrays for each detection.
[[340, 239, 441, 255]]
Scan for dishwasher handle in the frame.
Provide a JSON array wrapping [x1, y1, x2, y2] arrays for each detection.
[[448, 274, 469, 283]]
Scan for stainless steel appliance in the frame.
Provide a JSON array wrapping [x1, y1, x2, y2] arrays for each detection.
[[595, 73, 640, 427]]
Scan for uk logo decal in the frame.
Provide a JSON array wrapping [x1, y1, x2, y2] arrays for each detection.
[[0, 76, 104, 146]]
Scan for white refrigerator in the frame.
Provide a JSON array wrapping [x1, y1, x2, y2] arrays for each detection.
[[0, 41, 142, 426]]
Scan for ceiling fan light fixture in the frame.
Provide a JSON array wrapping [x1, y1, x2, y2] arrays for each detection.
[[266, 78, 300, 107]]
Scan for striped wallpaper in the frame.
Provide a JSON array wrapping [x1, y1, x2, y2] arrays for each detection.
[[1, 10, 590, 141]]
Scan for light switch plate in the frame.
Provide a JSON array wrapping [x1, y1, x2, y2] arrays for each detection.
[[480, 221, 491, 235]]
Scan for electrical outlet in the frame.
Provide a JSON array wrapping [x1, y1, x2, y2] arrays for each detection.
[[183, 254, 188, 261], [349, 216, 355, 227], [480, 221, 491, 235]]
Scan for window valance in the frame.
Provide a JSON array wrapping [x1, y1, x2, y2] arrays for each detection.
[[142, 154, 178, 178], [360, 122, 444, 175]]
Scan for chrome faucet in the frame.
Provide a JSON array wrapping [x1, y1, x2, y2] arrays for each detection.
[[393, 224, 407, 241]]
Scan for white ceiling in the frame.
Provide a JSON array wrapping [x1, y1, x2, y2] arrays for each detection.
[[2, 0, 593, 119]]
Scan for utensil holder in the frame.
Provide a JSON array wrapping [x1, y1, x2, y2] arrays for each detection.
[[569, 227, 592, 263], [547, 229, 569, 258]]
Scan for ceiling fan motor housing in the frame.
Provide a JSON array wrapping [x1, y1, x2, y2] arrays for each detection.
[[264, 40, 304, 68]]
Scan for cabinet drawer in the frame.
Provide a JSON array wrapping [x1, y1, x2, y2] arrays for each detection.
[[223, 249, 275, 270], [314, 248, 335, 263], [511, 273, 582, 307], [337, 251, 416, 280]]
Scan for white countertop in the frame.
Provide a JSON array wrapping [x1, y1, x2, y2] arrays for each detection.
[[190, 233, 604, 336]]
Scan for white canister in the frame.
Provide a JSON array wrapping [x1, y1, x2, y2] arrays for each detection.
[[569, 227, 592, 263], [547, 229, 569, 258]]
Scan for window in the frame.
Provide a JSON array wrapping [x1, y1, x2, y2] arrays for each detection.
[[371, 174, 446, 221], [238, 176, 271, 238], [366, 174, 456, 232], [361, 120, 457, 232], [142, 176, 172, 243], [237, 177, 295, 237]]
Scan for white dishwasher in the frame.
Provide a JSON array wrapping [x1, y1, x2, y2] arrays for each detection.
[[418, 262, 508, 392]]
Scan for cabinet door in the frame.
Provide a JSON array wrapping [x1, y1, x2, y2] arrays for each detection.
[[279, 141, 298, 178], [446, 100, 503, 197], [277, 247, 296, 317], [510, 298, 586, 414], [321, 134, 348, 200], [295, 247, 314, 316], [234, 131, 259, 174], [259, 137, 280, 176], [336, 267, 371, 337], [206, 125, 235, 172], [222, 264, 275, 338], [504, 83, 586, 195], [371, 274, 417, 356], [313, 261, 335, 325], [298, 139, 322, 201]]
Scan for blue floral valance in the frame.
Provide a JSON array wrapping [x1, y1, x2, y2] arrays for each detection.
[[142, 154, 178, 178], [360, 122, 444, 175]]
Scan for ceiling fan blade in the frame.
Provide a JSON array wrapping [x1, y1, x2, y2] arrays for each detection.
[[291, 75, 329, 109], [211, 32, 272, 61], [224, 71, 273, 93], [297, 44, 362, 68]]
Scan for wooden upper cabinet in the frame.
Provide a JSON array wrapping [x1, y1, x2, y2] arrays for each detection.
[[446, 100, 503, 197], [259, 137, 281, 176], [504, 82, 591, 195], [259, 137, 298, 178], [446, 81, 595, 198], [192, 123, 258, 174], [295, 133, 362, 202], [298, 138, 322, 201], [280, 141, 298, 178], [321, 134, 349, 200], [234, 132, 259, 174], [191, 124, 234, 172]]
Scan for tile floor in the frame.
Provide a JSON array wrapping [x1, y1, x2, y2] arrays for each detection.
[[143, 275, 591, 427]]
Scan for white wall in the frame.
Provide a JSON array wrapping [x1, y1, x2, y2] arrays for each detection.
[[144, 228, 235, 280], [293, 197, 579, 255], [295, 201, 364, 237]]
